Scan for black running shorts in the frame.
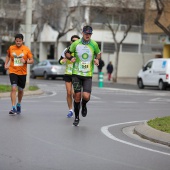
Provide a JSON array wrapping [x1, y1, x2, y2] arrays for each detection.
[[63, 75, 72, 82], [9, 73, 26, 89], [72, 75, 92, 93]]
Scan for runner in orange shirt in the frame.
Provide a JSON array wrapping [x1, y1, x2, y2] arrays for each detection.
[[4, 34, 34, 115]]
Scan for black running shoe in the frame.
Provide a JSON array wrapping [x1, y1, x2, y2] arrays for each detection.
[[73, 118, 79, 126], [81, 105, 87, 117], [9, 108, 17, 115]]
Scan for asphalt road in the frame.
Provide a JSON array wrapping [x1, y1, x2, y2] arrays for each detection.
[[0, 75, 170, 170]]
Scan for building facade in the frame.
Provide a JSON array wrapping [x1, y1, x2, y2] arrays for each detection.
[[144, 0, 170, 60], [0, 0, 164, 83]]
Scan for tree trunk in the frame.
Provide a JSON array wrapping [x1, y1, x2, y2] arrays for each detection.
[[54, 37, 59, 60], [113, 44, 120, 82]]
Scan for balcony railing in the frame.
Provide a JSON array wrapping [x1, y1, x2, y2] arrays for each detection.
[[91, 23, 142, 33], [4, 4, 20, 10]]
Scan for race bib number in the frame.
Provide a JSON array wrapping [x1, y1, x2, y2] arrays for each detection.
[[79, 61, 90, 72], [14, 58, 23, 66], [67, 64, 73, 73]]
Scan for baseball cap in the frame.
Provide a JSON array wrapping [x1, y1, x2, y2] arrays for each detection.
[[83, 26, 93, 34]]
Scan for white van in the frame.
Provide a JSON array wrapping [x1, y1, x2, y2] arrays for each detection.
[[137, 58, 170, 90]]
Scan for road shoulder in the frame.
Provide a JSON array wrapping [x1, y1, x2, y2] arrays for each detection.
[[134, 122, 170, 147]]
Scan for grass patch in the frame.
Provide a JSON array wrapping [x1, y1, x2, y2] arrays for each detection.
[[28, 85, 39, 91], [147, 116, 170, 134], [0, 84, 39, 92], [0, 84, 11, 92]]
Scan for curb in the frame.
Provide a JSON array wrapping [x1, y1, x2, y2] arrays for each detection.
[[134, 121, 170, 147], [0, 89, 44, 98]]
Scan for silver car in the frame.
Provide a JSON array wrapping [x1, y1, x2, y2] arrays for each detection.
[[31, 59, 65, 79]]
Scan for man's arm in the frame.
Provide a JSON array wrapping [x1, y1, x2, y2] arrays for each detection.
[[58, 48, 68, 64], [94, 53, 101, 66], [65, 50, 76, 63], [20, 57, 34, 64], [24, 47, 34, 64], [26, 57, 34, 64], [58, 56, 66, 65], [4, 56, 10, 70]]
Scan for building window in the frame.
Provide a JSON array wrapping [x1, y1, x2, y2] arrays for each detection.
[[122, 44, 138, 53], [103, 43, 115, 53], [3, 0, 20, 4]]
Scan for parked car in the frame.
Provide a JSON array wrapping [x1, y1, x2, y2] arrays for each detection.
[[137, 58, 170, 90], [31, 59, 66, 80], [0, 58, 7, 75]]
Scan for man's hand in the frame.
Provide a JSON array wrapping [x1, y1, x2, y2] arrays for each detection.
[[94, 59, 99, 66], [61, 58, 67, 63], [4, 64, 9, 70], [71, 57, 76, 63], [20, 58, 27, 64]]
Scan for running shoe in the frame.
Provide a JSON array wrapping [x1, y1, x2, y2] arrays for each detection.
[[9, 108, 17, 115], [67, 110, 73, 118], [16, 105, 21, 114], [73, 118, 79, 126], [81, 105, 87, 117]]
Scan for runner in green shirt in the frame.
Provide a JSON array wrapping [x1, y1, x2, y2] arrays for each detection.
[[59, 35, 80, 118], [66, 25, 101, 126]]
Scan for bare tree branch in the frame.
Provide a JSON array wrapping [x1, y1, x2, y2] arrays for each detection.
[[154, 0, 170, 36]]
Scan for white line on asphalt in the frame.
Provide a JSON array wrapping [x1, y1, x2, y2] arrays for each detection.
[[90, 101, 105, 103], [51, 101, 66, 102], [101, 121, 170, 156], [115, 101, 137, 104], [99, 87, 147, 94], [91, 94, 100, 99], [22, 101, 40, 102], [26, 91, 57, 99], [149, 98, 161, 101], [96, 87, 170, 96], [150, 98, 170, 102]]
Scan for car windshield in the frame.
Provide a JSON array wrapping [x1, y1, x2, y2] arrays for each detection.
[[50, 61, 58, 65]]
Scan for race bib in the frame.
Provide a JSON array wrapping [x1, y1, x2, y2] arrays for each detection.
[[14, 58, 23, 66], [67, 64, 73, 73], [79, 61, 90, 72]]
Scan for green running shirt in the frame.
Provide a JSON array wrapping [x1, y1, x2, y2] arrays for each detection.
[[69, 39, 100, 77], [60, 48, 74, 75]]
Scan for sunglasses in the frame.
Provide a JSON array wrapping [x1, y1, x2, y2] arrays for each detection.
[[72, 39, 77, 42]]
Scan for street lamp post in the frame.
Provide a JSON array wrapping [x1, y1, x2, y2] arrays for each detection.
[[25, 0, 32, 88]]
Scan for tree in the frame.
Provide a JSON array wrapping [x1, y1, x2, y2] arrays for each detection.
[[154, 0, 170, 36], [38, 0, 80, 59], [90, 0, 145, 82]]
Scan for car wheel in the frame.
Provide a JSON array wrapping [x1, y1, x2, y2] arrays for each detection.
[[158, 80, 166, 90], [138, 78, 144, 89], [44, 72, 49, 80], [31, 71, 36, 79]]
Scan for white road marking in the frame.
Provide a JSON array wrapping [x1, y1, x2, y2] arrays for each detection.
[[101, 121, 170, 156], [26, 91, 57, 99], [22, 101, 40, 102], [51, 101, 66, 103], [90, 101, 105, 103], [150, 98, 161, 101], [150, 98, 170, 102], [91, 94, 100, 99], [115, 101, 137, 104], [100, 87, 147, 94]]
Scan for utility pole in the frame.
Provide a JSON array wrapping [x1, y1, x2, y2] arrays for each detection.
[[25, 0, 32, 88]]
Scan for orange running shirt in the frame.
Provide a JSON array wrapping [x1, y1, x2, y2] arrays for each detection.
[[7, 45, 33, 75]]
